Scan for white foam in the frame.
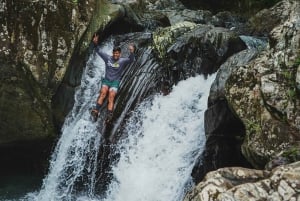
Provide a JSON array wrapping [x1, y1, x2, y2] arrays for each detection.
[[104, 75, 215, 201]]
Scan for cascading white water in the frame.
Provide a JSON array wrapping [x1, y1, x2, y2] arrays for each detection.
[[21, 38, 216, 201], [24, 42, 113, 201], [103, 75, 216, 201]]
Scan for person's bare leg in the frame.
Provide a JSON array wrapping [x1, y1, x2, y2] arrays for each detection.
[[105, 89, 116, 122], [97, 86, 108, 106], [91, 86, 108, 121], [108, 89, 117, 111]]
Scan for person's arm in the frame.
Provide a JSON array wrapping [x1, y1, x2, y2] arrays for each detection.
[[122, 44, 135, 65], [93, 33, 110, 63]]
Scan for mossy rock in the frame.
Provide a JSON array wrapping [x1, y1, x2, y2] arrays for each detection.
[[152, 21, 197, 59], [0, 60, 55, 144]]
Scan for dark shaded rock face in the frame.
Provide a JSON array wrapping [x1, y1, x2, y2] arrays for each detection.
[[191, 40, 266, 181], [0, 64, 56, 180], [0, 58, 56, 175], [0, 59, 55, 144], [192, 100, 252, 183], [0, 139, 53, 175]]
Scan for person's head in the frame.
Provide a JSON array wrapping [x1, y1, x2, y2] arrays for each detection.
[[112, 46, 121, 60]]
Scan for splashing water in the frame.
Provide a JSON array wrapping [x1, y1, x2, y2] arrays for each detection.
[[103, 75, 216, 201]]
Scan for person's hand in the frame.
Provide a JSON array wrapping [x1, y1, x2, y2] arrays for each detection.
[[128, 44, 135, 53], [93, 33, 99, 45]]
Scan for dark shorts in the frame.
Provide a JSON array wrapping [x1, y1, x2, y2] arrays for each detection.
[[102, 79, 120, 92]]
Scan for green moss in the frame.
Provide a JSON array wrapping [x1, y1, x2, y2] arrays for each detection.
[[245, 119, 261, 135], [282, 146, 300, 162], [0, 59, 56, 144], [278, 56, 300, 102], [287, 89, 297, 100]]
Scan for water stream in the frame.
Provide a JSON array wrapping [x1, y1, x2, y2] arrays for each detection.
[[18, 38, 216, 201], [103, 75, 215, 201]]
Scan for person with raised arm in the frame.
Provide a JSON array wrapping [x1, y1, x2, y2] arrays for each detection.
[[91, 33, 135, 122]]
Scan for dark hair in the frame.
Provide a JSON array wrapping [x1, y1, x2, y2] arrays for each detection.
[[113, 46, 121, 52]]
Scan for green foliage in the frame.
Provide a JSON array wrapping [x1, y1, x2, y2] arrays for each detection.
[[279, 56, 300, 102], [283, 70, 292, 80], [288, 89, 297, 100], [282, 146, 300, 162], [245, 119, 261, 134]]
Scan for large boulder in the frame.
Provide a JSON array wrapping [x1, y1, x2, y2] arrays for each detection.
[[184, 161, 300, 201], [0, 59, 55, 144], [225, 0, 300, 168], [152, 21, 247, 81]]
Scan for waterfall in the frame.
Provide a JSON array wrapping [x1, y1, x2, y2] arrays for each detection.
[[24, 41, 113, 201], [103, 75, 215, 201], [22, 36, 216, 201]]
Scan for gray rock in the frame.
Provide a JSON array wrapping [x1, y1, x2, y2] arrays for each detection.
[[185, 161, 300, 201], [225, 0, 300, 168], [153, 22, 247, 76]]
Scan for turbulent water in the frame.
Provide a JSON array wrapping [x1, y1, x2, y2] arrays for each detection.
[[17, 39, 215, 201], [102, 75, 215, 201]]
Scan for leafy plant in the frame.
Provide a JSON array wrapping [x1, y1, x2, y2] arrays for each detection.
[[288, 89, 297, 100], [245, 119, 261, 134], [282, 146, 300, 162]]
